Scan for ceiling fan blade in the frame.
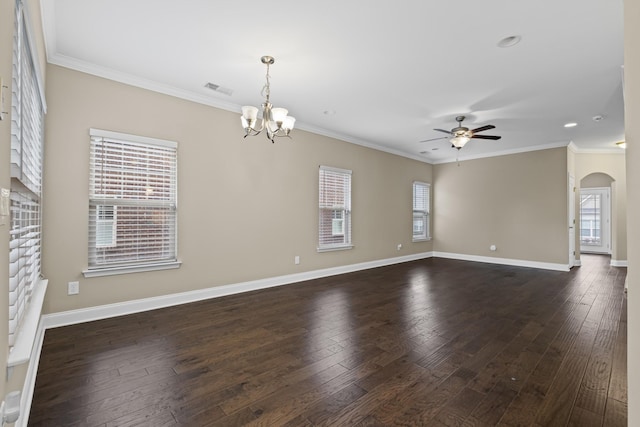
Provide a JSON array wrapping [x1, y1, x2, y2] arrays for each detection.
[[419, 136, 448, 143], [433, 128, 453, 135], [470, 124, 495, 133], [471, 134, 501, 140]]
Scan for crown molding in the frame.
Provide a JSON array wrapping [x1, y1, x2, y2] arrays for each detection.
[[431, 141, 571, 164]]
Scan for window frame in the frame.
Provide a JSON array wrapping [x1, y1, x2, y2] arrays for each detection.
[[83, 128, 181, 278], [412, 181, 431, 242], [8, 0, 47, 354], [318, 165, 353, 252]]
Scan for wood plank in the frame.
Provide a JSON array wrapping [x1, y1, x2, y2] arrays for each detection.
[[29, 255, 627, 426]]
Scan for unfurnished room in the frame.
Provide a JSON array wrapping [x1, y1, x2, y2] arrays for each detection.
[[0, 0, 638, 426]]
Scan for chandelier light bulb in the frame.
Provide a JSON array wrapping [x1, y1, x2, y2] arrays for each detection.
[[283, 116, 296, 131], [242, 106, 259, 121], [271, 107, 288, 124]]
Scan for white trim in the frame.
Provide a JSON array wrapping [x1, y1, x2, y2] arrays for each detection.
[[432, 251, 570, 272], [17, 320, 46, 427], [42, 56, 625, 166], [431, 141, 571, 164], [610, 259, 628, 267], [8, 279, 48, 367], [574, 259, 582, 267], [319, 165, 352, 175], [20, 0, 47, 113], [45, 252, 434, 329], [90, 128, 177, 148], [569, 141, 625, 155], [317, 245, 354, 253], [82, 261, 182, 278]]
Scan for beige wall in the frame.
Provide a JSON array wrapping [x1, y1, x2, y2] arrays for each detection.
[[432, 148, 568, 265], [581, 172, 613, 188], [625, 0, 639, 422], [575, 153, 627, 262], [42, 65, 433, 313]]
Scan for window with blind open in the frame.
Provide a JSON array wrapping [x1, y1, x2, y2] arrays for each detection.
[[9, 0, 46, 353], [413, 181, 430, 241], [318, 166, 352, 251], [86, 129, 179, 276]]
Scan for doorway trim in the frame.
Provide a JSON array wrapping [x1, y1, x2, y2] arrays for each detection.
[[579, 187, 611, 255]]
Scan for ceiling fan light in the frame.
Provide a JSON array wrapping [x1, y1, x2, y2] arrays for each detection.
[[450, 136, 470, 148]]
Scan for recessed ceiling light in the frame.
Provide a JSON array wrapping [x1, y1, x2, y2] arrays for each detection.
[[616, 141, 627, 149], [592, 115, 604, 122], [497, 35, 521, 48], [323, 110, 336, 116], [431, 148, 439, 151], [564, 122, 578, 128]]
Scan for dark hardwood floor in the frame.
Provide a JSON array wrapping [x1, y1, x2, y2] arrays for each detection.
[[29, 255, 627, 426]]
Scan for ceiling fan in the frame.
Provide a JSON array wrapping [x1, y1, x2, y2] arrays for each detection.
[[421, 115, 501, 150]]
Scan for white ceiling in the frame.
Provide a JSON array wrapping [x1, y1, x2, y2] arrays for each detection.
[[41, 0, 625, 163]]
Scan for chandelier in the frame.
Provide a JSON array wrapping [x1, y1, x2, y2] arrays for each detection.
[[241, 56, 295, 143]]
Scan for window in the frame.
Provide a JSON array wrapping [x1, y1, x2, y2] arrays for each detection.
[[95, 205, 117, 248], [412, 181, 430, 241], [318, 166, 352, 251], [580, 192, 602, 245], [9, 0, 46, 349], [86, 129, 179, 276]]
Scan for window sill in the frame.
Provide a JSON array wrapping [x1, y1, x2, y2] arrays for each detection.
[[82, 260, 182, 278], [412, 237, 432, 242], [317, 245, 354, 253], [8, 278, 48, 367]]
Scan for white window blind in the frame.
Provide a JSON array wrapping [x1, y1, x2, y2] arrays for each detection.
[[413, 181, 430, 241], [88, 129, 178, 271], [9, 0, 45, 349], [318, 166, 352, 251]]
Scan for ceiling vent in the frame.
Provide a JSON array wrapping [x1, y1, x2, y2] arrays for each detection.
[[204, 82, 233, 96]]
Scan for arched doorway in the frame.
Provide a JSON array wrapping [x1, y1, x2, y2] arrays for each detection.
[[579, 173, 614, 255]]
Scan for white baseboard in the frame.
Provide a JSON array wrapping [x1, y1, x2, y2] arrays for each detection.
[[42, 251, 435, 329], [432, 251, 570, 272], [610, 259, 628, 267], [573, 259, 582, 267]]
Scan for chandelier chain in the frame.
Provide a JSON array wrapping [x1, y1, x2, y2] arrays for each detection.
[[261, 63, 271, 102]]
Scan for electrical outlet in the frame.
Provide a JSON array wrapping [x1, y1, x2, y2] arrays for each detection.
[[68, 281, 80, 295], [294, 256, 300, 265]]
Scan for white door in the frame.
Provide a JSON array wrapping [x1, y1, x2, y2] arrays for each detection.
[[569, 175, 575, 267], [579, 187, 611, 254]]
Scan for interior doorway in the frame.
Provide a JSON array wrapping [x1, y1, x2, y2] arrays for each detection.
[[579, 187, 611, 254]]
